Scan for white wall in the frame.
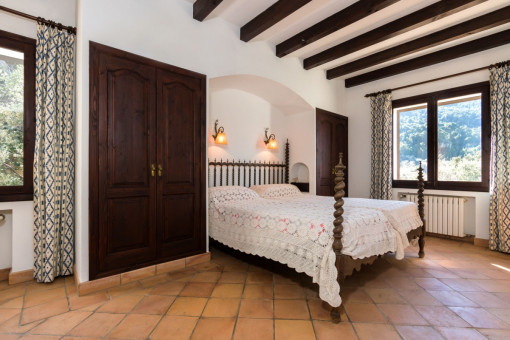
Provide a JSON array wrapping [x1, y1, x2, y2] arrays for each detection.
[[343, 44, 510, 240], [75, 0, 339, 282], [0, 0, 76, 271], [209, 89, 287, 163]]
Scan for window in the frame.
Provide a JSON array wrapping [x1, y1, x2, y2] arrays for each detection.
[[0, 30, 35, 201], [392, 82, 490, 192]]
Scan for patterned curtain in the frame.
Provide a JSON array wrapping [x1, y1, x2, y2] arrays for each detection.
[[489, 63, 510, 254], [369, 92, 393, 200], [33, 23, 75, 282]]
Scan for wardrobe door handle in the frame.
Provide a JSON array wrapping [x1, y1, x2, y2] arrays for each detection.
[[151, 164, 156, 177], [158, 164, 163, 177]]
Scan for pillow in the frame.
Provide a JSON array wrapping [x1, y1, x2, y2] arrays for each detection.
[[209, 186, 259, 209], [249, 184, 301, 198]]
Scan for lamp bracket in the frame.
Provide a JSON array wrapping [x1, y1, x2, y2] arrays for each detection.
[[213, 119, 224, 139], [264, 128, 276, 145]]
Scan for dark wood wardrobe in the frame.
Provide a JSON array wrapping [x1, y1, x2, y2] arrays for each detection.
[[316, 108, 348, 197], [89, 42, 206, 279]]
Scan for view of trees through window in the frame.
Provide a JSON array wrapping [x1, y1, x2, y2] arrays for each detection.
[[394, 94, 482, 182], [0, 47, 24, 186], [394, 104, 427, 181], [437, 95, 481, 182]]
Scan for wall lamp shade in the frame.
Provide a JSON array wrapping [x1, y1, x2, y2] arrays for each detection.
[[213, 119, 227, 145], [264, 128, 278, 150]]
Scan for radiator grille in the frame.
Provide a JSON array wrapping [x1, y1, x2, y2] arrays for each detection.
[[401, 194, 466, 237]]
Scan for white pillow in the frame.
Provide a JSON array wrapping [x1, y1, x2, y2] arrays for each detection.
[[209, 186, 259, 209], [249, 184, 301, 198]]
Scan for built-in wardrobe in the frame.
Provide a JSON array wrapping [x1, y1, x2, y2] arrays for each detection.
[[89, 42, 206, 279]]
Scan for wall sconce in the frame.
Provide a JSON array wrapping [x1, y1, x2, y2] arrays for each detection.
[[264, 128, 278, 150], [212, 119, 227, 145]]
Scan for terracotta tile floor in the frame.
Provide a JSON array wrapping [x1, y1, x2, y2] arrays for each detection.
[[1, 237, 510, 339]]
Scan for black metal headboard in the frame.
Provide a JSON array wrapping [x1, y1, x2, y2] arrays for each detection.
[[208, 140, 289, 187]]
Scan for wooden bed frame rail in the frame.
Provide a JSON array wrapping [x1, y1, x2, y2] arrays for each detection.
[[208, 140, 290, 187], [330, 154, 426, 322]]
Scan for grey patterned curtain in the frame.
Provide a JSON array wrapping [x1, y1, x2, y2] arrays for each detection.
[[489, 63, 510, 254], [370, 92, 393, 200], [33, 23, 76, 282]]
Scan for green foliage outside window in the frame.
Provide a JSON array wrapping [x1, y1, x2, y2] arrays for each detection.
[[398, 98, 482, 182], [0, 59, 24, 186]]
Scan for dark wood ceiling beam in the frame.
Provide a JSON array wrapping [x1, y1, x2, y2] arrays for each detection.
[[328, 5, 510, 79], [193, 0, 224, 22], [240, 0, 312, 42], [304, 0, 487, 70], [343, 28, 510, 87], [275, 0, 399, 58]]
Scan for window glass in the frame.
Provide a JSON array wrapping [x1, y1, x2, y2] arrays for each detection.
[[393, 103, 427, 180], [0, 47, 24, 186], [437, 94, 482, 182]]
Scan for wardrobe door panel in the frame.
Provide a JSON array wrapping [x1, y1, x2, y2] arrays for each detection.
[[162, 194, 195, 242], [92, 46, 157, 278], [157, 69, 205, 259], [107, 70, 151, 187], [107, 196, 151, 254]]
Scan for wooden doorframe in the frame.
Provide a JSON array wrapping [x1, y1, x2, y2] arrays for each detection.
[[89, 41, 206, 280], [316, 108, 348, 196]]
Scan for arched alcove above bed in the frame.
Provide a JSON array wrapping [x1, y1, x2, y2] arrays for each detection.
[[208, 74, 317, 194]]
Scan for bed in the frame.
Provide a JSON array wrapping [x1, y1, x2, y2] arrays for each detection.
[[208, 141, 425, 322]]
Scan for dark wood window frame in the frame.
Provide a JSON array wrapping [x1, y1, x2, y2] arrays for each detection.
[[0, 29, 36, 202], [392, 82, 490, 192]]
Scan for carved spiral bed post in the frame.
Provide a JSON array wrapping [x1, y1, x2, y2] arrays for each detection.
[[330, 152, 346, 323], [417, 161, 426, 258], [285, 139, 289, 183]]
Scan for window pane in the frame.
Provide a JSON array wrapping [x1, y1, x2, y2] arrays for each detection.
[[393, 104, 428, 180], [437, 93, 481, 182], [0, 47, 24, 186]]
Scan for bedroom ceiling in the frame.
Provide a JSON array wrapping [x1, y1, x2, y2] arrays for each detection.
[[187, 0, 510, 87]]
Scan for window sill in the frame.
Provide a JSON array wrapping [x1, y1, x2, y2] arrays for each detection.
[[0, 193, 34, 202], [393, 180, 489, 193]]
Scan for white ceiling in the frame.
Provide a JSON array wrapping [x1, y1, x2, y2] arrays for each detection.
[[187, 0, 510, 80]]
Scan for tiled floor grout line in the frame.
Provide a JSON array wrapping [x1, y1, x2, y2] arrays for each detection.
[[364, 283, 405, 340], [229, 267, 249, 340], [145, 272, 184, 339], [101, 286, 156, 339], [187, 263, 223, 340]]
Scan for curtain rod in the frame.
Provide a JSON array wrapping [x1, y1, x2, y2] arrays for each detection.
[[0, 5, 76, 35], [364, 60, 510, 98]]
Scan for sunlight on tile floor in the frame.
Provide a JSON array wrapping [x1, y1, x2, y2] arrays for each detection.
[[1, 237, 510, 339]]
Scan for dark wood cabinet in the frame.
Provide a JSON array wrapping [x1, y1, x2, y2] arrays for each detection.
[[316, 108, 348, 197], [89, 42, 206, 279]]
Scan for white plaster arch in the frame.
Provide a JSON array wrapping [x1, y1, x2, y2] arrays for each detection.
[[210, 74, 314, 115], [209, 74, 316, 194]]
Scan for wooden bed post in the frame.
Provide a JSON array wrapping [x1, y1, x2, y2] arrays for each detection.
[[330, 152, 346, 323], [417, 161, 425, 258], [285, 139, 289, 183]]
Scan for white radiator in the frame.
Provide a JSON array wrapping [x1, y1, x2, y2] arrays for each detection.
[[400, 193, 466, 237]]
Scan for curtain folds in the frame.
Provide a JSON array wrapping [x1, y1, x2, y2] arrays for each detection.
[[33, 23, 76, 282], [370, 92, 393, 200], [489, 64, 510, 254]]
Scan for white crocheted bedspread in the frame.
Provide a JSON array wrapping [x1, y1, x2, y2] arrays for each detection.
[[278, 195, 424, 259], [209, 193, 401, 308]]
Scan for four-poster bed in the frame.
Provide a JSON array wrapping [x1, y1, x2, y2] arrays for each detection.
[[208, 141, 425, 322]]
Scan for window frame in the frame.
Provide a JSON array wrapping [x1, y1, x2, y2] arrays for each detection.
[[392, 82, 490, 192], [0, 29, 36, 202]]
